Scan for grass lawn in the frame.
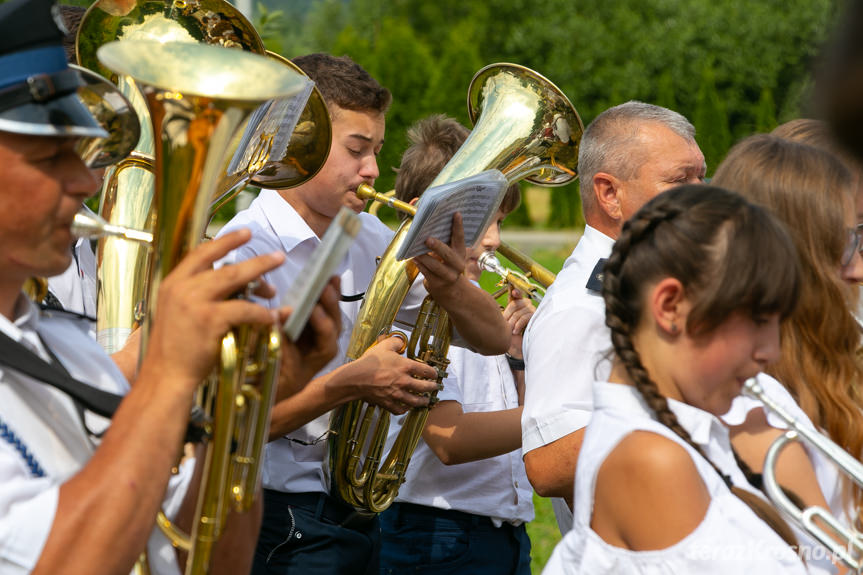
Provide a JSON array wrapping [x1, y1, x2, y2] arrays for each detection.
[[527, 494, 562, 573]]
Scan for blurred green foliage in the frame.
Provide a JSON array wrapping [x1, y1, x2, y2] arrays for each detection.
[[261, 0, 840, 227], [59, 0, 842, 229]]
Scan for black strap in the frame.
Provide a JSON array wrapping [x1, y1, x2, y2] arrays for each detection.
[[340, 292, 365, 302], [0, 329, 122, 419], [0, 69, 83, 113], [585, 258, 607, 293]]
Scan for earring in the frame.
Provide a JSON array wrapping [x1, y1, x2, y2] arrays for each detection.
[[670, 321, 678, 334]]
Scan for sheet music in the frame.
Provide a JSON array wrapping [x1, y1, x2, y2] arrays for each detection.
[[226, 78, 314, 177], [281, 206, 361, 341], [395, 169, 508, 261]]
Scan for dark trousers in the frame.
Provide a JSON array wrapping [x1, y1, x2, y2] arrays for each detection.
[[252, 489, 380, 575], [379, 502, 532, 575]]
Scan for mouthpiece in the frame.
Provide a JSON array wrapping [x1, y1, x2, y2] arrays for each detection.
[[72, 210, 153, 245]]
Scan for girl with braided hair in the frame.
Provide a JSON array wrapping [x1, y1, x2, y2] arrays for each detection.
[[542, 184, 808, 574]]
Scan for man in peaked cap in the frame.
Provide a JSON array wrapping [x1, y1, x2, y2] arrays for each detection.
[[0, 0, 106, 137], [0, 1, 341, 573]]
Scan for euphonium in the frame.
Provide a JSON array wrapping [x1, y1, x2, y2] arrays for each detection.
[[329, 63, 583, 513], [743, 378, 863, 571], [97, 39, 307, 575]]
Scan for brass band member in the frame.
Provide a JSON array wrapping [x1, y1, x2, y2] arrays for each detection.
[[521, 102, 706, 532], [379, 115, 535, 574], [542, 185, 806, 574], [0, 1, 338, 573], [714, 134, 863, 567], [217, 55, 509, 575]]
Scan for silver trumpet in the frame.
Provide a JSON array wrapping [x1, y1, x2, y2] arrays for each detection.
[[72, 209, 153, 245], [743, 377, 863, 571], [478, 251, 544, 304]]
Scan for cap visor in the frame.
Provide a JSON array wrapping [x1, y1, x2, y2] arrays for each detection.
[[0, 92, 109, 138]]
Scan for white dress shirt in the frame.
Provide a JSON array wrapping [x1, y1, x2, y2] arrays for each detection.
[[521, 224, 613, 532], [0, 296, 190, 575], [394, 347, 534, 525], [46, 237, 97, 318], [521, 225, 614, 453], [217, 190, 398, 495], [541, 381, 809, 575]]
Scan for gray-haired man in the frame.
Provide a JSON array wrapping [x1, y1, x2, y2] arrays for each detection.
[[521, 101, 706, 533]]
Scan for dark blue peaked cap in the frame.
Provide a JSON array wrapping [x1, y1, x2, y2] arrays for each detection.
[[0, 0, 106, 137]]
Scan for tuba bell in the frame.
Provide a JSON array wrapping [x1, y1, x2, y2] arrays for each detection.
[[97, 38, 308, 575], [329, 63, 583, 513]]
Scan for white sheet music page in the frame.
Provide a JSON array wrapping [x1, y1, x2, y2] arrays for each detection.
[[395, 169, 508, 261]]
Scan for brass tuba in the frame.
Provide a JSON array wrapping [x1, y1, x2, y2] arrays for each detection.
[[97, 38, 307, 574], [77, 0, 331, 354], [77, 0, 266, 354], [329, 63, 583, 513]]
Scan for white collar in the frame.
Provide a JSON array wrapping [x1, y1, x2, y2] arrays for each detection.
[[593, 381, 727, 448], [258, 189, 320, 255]]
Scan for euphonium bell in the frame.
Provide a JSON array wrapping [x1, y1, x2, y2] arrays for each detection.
[[97, 38, 308, 575], [329, 63, 583, 513]]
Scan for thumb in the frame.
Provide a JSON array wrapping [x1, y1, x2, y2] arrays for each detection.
[[378, 334, 408, 354], [510, 287, 524, 300]]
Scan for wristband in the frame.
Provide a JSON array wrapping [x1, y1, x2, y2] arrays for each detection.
[[505, 353, 525, 371]]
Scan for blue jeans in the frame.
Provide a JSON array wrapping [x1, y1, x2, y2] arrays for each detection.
[[252, 490, 380, 575], [379, 502, 531, 575]]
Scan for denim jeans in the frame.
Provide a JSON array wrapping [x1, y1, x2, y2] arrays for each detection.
[[379, 502, 531, 574], [252, 490, 381, 575]]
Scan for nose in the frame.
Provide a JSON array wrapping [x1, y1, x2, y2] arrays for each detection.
[[482, 223, 501, 252], [359, 154, 379, 183], [753, 315, 782, 368], [63, 149, 100, 200], [841, 250, 863, 285]]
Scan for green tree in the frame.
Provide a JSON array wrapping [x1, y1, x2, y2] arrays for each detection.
[[754, 88, 778, 134], [693, 62, 732, 173]]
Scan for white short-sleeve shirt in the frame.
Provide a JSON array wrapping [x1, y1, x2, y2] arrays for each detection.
[[520, 225, 613, 532], [0, 296, 190, 575], [394, 347, 534, 525], [521, 225, 614, 454]]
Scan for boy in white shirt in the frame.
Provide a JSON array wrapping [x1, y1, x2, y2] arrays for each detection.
[[379, 115, 535, 575]]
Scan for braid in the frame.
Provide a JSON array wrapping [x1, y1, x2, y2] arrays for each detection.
[[602, 188, 798, 548]]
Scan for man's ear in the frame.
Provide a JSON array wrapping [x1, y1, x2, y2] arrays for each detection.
[[649, 277, 686, 336], [594, 172, 623, 222]]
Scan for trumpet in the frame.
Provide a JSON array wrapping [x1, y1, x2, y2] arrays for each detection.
[[743, 378, 863, 571], [478, 251, 546, 304]]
